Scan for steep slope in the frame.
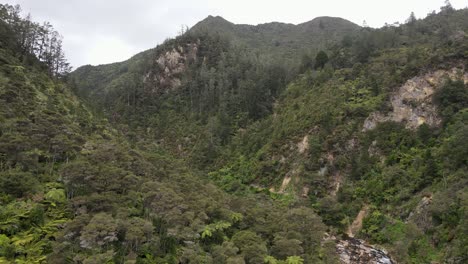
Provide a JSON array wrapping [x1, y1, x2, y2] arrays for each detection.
[[71, 15, 360, 111], [69, 15, 359, 170], [5, 3, 468, 264], [71, 31, 292, 170], [0, 15, 99, 262], [0, 5, 330, 264], [210, 7, 468, 264], [0, 43, 329, 264]]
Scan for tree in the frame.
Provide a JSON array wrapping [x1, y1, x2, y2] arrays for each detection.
[[0, 4, 71, 77], [271, 237, 304, 260], [314, 51, 328, 70], [286, 207, 325, 252], [433, 79, 468, 120], [406, 12, 417, 24], [231, 231, 267, 264], [441, 118, 468, 169], [61, 159, 97, 198], [441, 0, 454, 12], [300, 54, 313, 72], [81, 250, 115, 264], [79, 213, 118, 250], [122, 217, 153, 251], [285, 256, 304, 264], [0, 168, 38, 197], [212, 241, 242, 263]]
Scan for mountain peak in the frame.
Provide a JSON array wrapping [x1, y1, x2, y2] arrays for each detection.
[[195, 15, 232, 26], [204, 15, 229, 21], [298, 16, 360, 28]]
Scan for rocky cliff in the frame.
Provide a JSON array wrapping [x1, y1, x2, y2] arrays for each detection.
[[364, 67, 468, 131]]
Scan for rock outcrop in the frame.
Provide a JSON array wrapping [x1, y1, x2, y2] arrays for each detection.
[[337, 238, 395, 264], [143, 42, 199, 93], [363, 68, 468, 131], [406, 194, 433, 231]]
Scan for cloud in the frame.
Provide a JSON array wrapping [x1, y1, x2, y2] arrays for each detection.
[[5, 0, 176, 66]]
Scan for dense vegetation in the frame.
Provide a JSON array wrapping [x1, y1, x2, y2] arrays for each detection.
[[0, 4, 327, 264], [189, 15, 360, 69], [0, 4, 71, 77], [1, 1, 467, 263]]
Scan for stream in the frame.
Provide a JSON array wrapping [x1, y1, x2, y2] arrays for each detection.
[[336, 238, 395, 264]]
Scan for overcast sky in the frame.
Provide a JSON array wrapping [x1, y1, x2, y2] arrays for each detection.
[[4, 0, 467, 68]]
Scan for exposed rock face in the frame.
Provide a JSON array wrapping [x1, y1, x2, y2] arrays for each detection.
[[335, 205, 395, 263], [270, 168, 297, 194], [337, 239, 395, 264], [346, 205, 369, 237], [330, 171, 342, 196], [144, 42, 198, 93], [278, 175, 292, 193], [297, 135, 309, 154], [407, 194, 433, 231], [363, 68, 468, 131]]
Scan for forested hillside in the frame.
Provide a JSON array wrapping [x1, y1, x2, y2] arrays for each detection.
[[1, 1, 468, 264], [1, 4, 328, 264], [190, 15, 360, 67]]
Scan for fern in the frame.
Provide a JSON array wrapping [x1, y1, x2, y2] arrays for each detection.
[[201, 221, 232, 239]]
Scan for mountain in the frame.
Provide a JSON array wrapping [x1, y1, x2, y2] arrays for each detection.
[[71, 15, 360, 106], [190, 15, 360, 65], [2, 2, 468, 264], [69, 16, 361, 166]]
